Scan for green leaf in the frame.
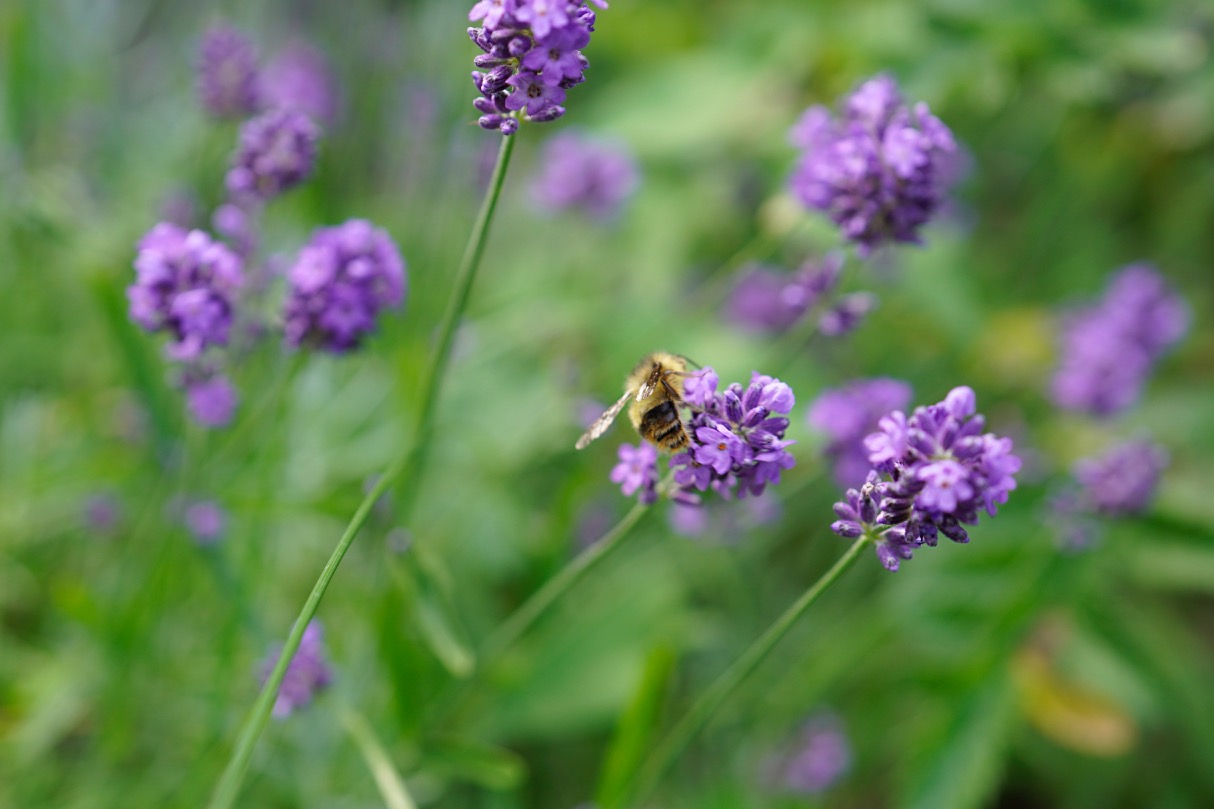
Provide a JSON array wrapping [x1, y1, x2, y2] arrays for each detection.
[[393, 547, 475, 679], [419, 738, 526, 792], [595, 644, 676, 808], [902, 667, 1018, 809]]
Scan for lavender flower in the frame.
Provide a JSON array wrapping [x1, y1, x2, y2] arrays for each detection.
[[770, 713, 851, 795], [725, 254, 843, 334], [260, 620, 334, 718], [808, 378, 912, 487], [283, 219, 407, 353], [528, 131, 639, 219], [185, 373, 238, 428], [1073, 439, 1168, 517], [830, 386, 1021, 571], [128, 223, 244, 361], [467, 0, 604, 132], [789, 74, 956, 254], [1051, 264, 1189, 416], [261, 41, 341, 126], [196, 24, 261, 119], [225, 108, 318, 202], [183, 499, 228, 545], [610, 442, 659, 504], [670, 369, 797, 501], [83, 493, 122, 535], [817, 291, 877, 336]]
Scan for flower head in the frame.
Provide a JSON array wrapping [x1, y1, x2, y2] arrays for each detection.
[[789, 74, 956, 254], [260, 620, 334, 718], [831, 386, 1021, 571], [808, 378, 912, 487], [670, 370, 796, 501], [769, 712, 851, 795], [610, 442, 659, 504], [128, 223, 244, 361], [468, 0, 602, 132], [1073, 439, 1167, 517], [225, 108, 318, 202], [283, 219, 407, 353], [262, 41, 341, 126], [183, 499, 228, 545], [185, 372, 238, 428], [724, 254, 844, 335], [528, 131, 639, 219], [196, 24, 261, 119], [1051, 264, 1188, 416]]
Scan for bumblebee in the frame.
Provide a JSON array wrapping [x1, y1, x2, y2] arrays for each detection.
[[576, 352, 691, 452]]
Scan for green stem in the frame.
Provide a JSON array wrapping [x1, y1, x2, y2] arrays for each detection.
[[482, 499, 651, 662], [206, 131, 518, 809], [614, 536, 869, 809]]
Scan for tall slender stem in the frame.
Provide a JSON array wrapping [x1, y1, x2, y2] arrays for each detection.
[[206, 132, 518, 809], [613, 537, 869, 809], [483, 499, 651, 662]]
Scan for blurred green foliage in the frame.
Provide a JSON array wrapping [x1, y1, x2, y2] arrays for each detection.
[[2, 0, 1213, 807]]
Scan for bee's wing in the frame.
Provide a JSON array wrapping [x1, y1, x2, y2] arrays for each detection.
[[575, 388, 636, 450]]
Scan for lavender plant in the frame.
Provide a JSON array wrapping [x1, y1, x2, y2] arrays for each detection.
[[1051, 264, 1189, 416], [789, 74, 957, 254], [831, 386, 1022, 571], [468, 0, 606, 133]]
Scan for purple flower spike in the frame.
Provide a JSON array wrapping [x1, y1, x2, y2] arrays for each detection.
[[611, 442, 659, 504], [260, 621, 334, 718], [466, 0, 602, 132], [1051, 264, 1189, 417], [829, 386, 1021, 571], [1073, 439, 1168, 517], [185, 373, 238, 428], [284, 219, 407, 354], [528, 130, 639, 219], [668, 368, 797, 501], [771, 712, 851, 795], [196, 24, 261, 119], [261, 41, 341, 126], [789, 74, 957, 254], [183, 499, 228, 545], [128, 223, 244, 361], [226, 109, 318, 202], [725, 253, 845, 335], [808, 378, 912, 487]]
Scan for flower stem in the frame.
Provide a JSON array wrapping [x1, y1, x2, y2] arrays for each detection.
[[612, 536, 869, 809], [483, 498, 651, 661], [206, 133, 518, 809]]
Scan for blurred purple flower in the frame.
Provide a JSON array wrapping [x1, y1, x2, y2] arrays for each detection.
[[831, 386, 1021, 571], [1051, 264, 1189, 417], [283, 219, 407, 353], [262, 41, 341, 126], [528, 131, 639, 219], [808, 377, 912, 487], [225, 108, 318, 202], [84, 493, 122, 535], [724, 254, 843, 334], [611, 442, 659, 504], [1073, 439, 1167, 517], [789, 74, 956, 254], [183, 499, 228, 545], [818, 291, 877, 336], [260, 620, 334, 718], [196, 24, 261, 119], [128, 223, 244, 362], [771, 712, 851, 795], [185, 372, 238, 428]]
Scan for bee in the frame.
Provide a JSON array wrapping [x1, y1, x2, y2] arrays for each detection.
[[576, 352, 692, 452]]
